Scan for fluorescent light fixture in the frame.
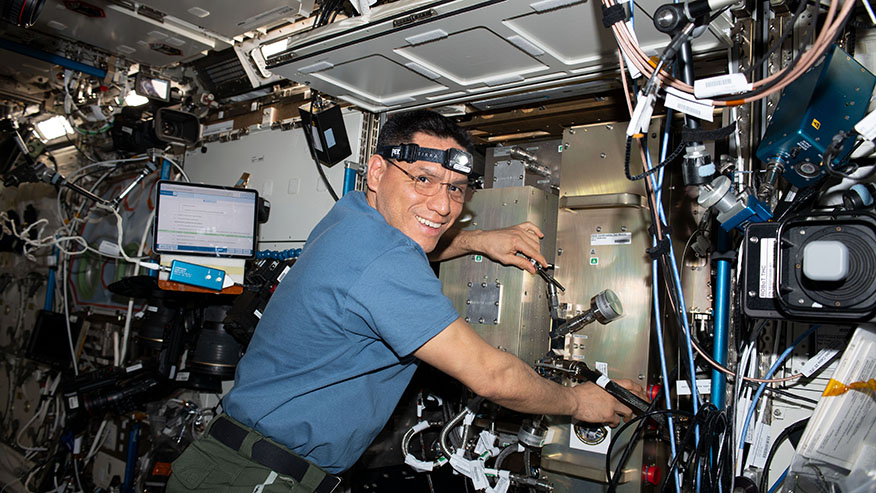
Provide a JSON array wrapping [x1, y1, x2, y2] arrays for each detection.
[[260, 38, 288, 59], [35, 115, 74, 141], [125, 92, 149, 107]]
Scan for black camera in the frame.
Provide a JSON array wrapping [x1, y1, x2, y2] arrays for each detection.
[[112, 107, 201, 153], [743, 211, 876, 321]]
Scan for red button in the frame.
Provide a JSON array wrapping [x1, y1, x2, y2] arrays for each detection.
[[649, 384, 661, 401], [643, 465, 661, 485]]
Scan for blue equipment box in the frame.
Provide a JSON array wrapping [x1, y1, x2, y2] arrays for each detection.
[[755, 46, 876, 188], [168, 260, 226, 291]]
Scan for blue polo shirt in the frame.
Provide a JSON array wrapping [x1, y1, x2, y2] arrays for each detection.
[[223, 191, 459, 473]]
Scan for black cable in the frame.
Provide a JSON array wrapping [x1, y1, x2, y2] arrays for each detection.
[[601, 409, 694, 492], [624, 135, 687, 181], [606, 377, 669, 493], [759, 418, 810, 493], [660, 404, 725, 493], [304, 92, 340, 202]]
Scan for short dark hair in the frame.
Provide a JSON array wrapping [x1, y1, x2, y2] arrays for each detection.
[[376, 110, 473, 153]]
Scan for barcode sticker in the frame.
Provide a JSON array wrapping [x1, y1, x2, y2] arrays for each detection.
[[748, 419, 772, 469], [676, 379, 711, 396], [664, 90, 714, 122], [694, 74, 752, 98], [854, 109, 876, 141], [800, 342, 843, 378]]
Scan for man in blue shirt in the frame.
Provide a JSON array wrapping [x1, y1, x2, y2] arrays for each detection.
[[168, 110, 643, 492]]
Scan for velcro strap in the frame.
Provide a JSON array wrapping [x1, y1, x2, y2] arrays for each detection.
[[210, 416, 248, 451], [251, 440, 309, 483], [601, 3, 630, 28], [711, 250, 738, 262], [646, 238, 671, 260], [681, 123, 737, 143]]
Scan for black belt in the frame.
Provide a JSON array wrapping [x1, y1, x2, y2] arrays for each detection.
[[209, 415, 340, 493]]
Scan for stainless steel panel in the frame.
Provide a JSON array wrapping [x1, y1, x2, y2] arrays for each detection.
[[541, 121, 654, 487], [396, 27, 548, 84], [142, 0, 310, 38], [310, 55, 447, 105], [36, 0, 218, 66], [555, 207, 652, 384], [560, 121, 662, 198], [485, 139, 562, 193], [269, 0, 727, 112], [541, 421, 642, 490], [439, 186, 558, 366]]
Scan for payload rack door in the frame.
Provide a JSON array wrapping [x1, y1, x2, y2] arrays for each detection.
[[267, 0, 729, 112]]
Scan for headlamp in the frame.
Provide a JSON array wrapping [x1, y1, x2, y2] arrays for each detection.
[[377, 144, 473, 175]]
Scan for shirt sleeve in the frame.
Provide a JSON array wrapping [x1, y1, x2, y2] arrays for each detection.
[[345, 245, 460, 357]]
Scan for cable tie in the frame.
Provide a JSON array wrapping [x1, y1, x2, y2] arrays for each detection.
[[600, 3, 631, 28], [681, 122, 737, 143], [646, 238, 671, 260]]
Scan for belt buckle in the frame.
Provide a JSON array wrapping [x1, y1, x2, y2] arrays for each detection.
[[322, 475, 341, 493]]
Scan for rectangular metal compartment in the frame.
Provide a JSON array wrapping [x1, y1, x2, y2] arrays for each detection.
[[485, 139, 562, 194], [539, 122, 655, 489], [439, 186, 557, 366]]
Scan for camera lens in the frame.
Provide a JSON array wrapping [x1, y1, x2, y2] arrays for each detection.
[[161, 120, 178, 137], [1, 0, 46, 27]]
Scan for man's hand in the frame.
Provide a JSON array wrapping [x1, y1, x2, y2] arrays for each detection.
[[429, 222, 548, 272], [474, 222, 547, 274], [570, 380, 647, 427]]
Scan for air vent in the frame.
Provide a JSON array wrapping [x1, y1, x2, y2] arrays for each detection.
[[64, 0, 105, 17], [191, 48, 253, 100]]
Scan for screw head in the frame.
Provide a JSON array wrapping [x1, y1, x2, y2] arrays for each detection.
[[750, 236, 759, 243]]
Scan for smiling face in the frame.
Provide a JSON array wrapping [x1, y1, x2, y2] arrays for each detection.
[[365, 132, 468, 253]]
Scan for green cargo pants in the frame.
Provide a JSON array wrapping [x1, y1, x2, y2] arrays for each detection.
[[167, 414, 340, 493]]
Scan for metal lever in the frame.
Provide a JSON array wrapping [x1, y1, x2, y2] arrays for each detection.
[[564, 361, 665, 429], [522, 254, 565, 292]]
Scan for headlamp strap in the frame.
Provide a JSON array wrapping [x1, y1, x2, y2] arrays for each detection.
[[380, 144, 447, 164], [377, 144, 472, 175]]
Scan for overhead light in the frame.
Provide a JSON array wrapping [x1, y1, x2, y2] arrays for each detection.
[[125, 92, 149, 107], [35, 115, 73, 141], [484, 130, 551, 142], [260, 38, 288, 59]]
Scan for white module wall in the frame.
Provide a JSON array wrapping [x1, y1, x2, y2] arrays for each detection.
[[182, 108, 364, 251]]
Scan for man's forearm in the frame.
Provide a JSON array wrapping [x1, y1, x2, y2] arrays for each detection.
[[475, 349, 579, 417], [429, 228, 481, 262]]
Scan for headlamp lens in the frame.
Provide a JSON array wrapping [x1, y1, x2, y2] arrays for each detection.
[[447, 148, 473, 174]]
